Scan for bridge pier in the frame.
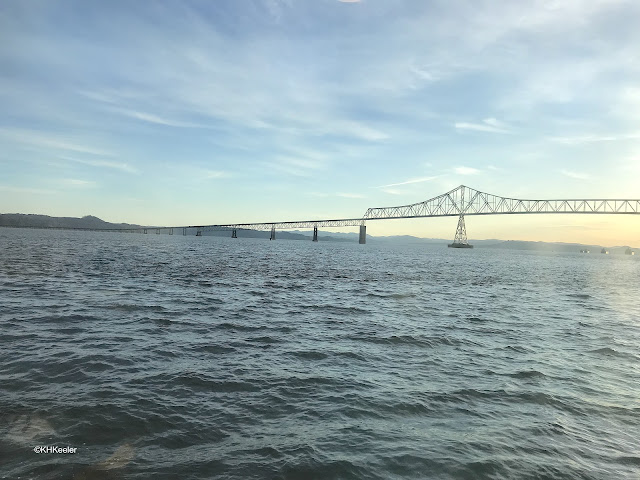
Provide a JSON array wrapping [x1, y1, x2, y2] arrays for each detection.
[[169, 228, 173, 235], [182, 227, 186, 236], [144, 229, 147, 234], [156, 228, 160, 234], [359, 225, 366, 244], [232, 228, 237, 238], [448, 214, 473, 248], [312, 226, 318, 242], [196, 229, 202, 237], [270, 226, 276, 241]]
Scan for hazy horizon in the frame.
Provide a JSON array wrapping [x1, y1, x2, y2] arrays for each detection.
[[2, 211, 639, 249]]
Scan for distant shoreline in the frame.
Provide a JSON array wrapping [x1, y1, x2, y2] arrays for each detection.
[[1, 221, 637, 254]]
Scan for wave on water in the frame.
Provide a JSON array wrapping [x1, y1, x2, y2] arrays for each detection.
[[1, 229, 639, 479], [349, 333, 477, 348], [505, 370, 547, 379], [589, 347, 639, 361]]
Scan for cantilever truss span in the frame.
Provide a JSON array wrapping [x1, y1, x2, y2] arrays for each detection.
[[364, 185, 640, 220], [120, 185, 639, 244]]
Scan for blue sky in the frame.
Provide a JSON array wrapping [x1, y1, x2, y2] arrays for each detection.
[[1, 0, 639, 243]]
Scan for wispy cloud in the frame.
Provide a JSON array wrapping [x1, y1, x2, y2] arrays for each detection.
[[337, 192, 365, 198], [560, 169, 590, 180], [112, 108, 206, 129], [454, 166, 480, 175], [264, 162, 314, 177], [59, 155, 138, 174], [265, 154, 327, 177], [379, 176, 437, 188], [62, 178, 97, 187], [276, 155, 325, 170], [263, 0, 291, 23], [203, 170, 229, 179], [381, 188, 405, 195], [0, 185, 58, 195], [309, 191, 365, 199], [409, 65, 438, 83], [336, 122, 388, 141], [549, 133, 640, 145], [0, 128, 113, 157], [454, 118, 510, 134]]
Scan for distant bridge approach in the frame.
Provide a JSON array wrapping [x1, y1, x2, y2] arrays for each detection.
[[126, 185, 640, 248]]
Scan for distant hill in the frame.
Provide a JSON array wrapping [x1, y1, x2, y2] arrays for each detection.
[[0, 213, 141, 230]]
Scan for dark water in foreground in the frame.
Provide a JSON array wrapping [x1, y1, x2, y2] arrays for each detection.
[[1, 228, 639, 479]]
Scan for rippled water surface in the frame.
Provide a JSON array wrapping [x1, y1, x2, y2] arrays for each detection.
[[1, 228, 639, 479]]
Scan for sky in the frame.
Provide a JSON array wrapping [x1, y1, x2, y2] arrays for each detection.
[[1, 0, 639, 244]]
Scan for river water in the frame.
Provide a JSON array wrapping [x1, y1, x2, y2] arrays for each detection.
[[1, 228, 639, 479]]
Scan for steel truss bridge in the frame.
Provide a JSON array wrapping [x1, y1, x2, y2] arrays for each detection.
[[125, 185, 639, 246]]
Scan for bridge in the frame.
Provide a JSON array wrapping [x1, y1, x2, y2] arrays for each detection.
[[129, 185, 640, 247]]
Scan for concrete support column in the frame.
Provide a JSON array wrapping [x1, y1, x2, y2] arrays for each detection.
[[182, 228, 186, 236], [312, 226, 318, 242], [144, 229, 148, 234], [169, 228, 173, 235], [359, 225, 366, 244], [232, 228, 237, 238], [156, 228, 160, 234], [270, 226, 276, 241]]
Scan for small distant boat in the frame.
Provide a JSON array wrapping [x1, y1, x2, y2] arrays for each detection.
[[601, 248, 608, 254]]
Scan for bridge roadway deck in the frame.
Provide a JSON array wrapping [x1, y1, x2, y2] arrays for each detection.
[[7, 186, 638, 234]]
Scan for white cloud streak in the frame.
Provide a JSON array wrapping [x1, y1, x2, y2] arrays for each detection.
[[0, 185, 58, 195], [454, 166, 480, 175], [0, 128, 113, 157], [379, 176, 437, 188], [59, 155, 138, 174], [560, 169, 590, 180], [203, 170, 229, 179], [61, 178, 98, 187], [310, 192, 366, 198], [381, 188, 404, 195], [112, 108, 207, 129], [548, 133, 640, 145], [264, 153, 329, 177], [455, 118, 510, 134], [337, 192, 365, 198]]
